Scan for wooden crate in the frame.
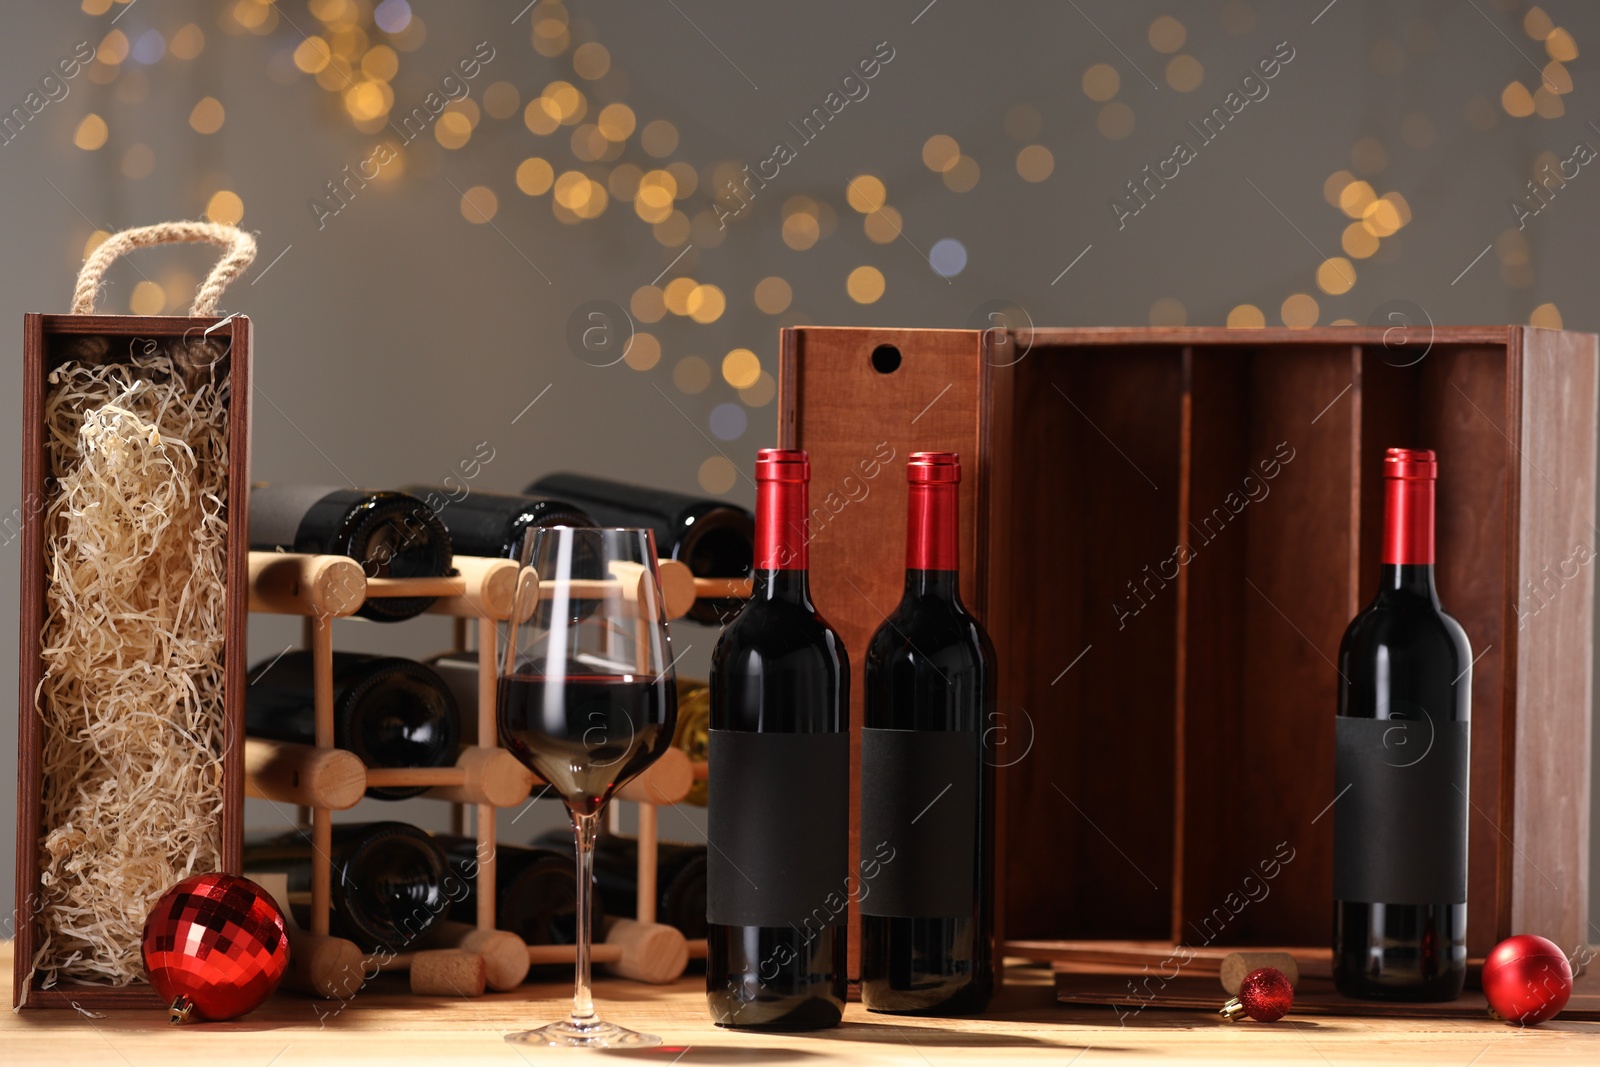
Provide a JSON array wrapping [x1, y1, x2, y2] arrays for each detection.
[[14, 314, 252, 1009], [779, 325, 1594, 975]]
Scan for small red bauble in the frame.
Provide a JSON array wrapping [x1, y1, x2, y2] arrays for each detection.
[[1220, 966, 1295, 1022], [1482, 934, 1572, 1026], [141, 873, 290, 1023]]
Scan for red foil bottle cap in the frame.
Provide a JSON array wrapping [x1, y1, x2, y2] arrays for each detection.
[[1385, 448, 1437, 480], [755, 448, 810, 483], [755, 448, 810, 570], [907, 451, 960, 571], [1382, 447, 1436, 565]]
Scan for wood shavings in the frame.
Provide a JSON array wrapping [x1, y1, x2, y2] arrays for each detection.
[[28, 344, 230, 993]]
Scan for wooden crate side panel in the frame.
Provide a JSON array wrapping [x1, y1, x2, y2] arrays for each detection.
[[1512, 327, 1596, 956], [781, 326, 989, 979]]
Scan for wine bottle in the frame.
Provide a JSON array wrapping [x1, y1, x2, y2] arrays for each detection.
[[435, 835, 602, 946], [526, 472, 753, 626], [400, 485, 593, 560], [242, 821, 451, 952], [537, 830, 708, 938], [1333, 448, 1471, 1001], [860, 452, 995, 1015], [249, 485, 453, 622], [246, 651, 461, 800], [705, 448, 849, 1031]]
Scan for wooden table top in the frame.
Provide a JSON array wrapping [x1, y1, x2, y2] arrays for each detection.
[[4, 943, 1597, 1065]]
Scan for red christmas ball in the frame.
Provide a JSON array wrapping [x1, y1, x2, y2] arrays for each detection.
[[1482, 934, 1572, 1026], [141, 873, 290, 1023], [1238, 967, 1295, 1022]]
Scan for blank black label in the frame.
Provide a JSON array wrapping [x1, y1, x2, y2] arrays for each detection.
[[706, 730, 849, 928], [859, 728, 977, 918], [1334, 717, 1469, 905]]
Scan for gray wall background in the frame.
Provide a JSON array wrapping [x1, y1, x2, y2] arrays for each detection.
[[2, 1, 1597, 937]]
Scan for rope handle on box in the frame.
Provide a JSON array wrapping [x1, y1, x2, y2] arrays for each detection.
[[72, 221, 257, 317]]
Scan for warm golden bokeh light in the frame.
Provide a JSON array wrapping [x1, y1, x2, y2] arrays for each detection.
[[205, 190, 244, 225], [754, 276, 792, 315], [189, 97, 225, 134], [687, 284, 727, 324], [1149, 15, 1187, 53], [573, 42, 611, 80], [1016, 145, 1054, 182], [698, 456, 737, 495], [1149, 297, 1187, 327], [1082, 63, 1120, 101], [1281, 293, 1319, 329], [631, 286, 666, 323], [846, 266, 886, 304], [1502, 81, 1535, 118], [74, 114, 108, 150], [1227, 304, 1266, 329], [625, 332, 661, 371], [864, 205, 903, 243], [1316, 257, 1356, 295], [1342, 222, 1380, 259], [459, 185, 497, 223], [641, 120, 678, 157], [1165, 54, 1204, 92], [922, 134, 960, 173], [1530, 302, 1563, 329], [722, 349, 762, 389], [782, 213, 820, 250], [674, 355, 711, 394], [942, 156, 980, 192], [516, 157, 554, 195], [847, 175, 887, 213], [1098, 102, 1135, 139], [1339, 180, 1376, 218], [129, 280, 165, 316]]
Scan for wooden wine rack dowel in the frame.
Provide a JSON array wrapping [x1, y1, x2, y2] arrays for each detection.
[[245, 738, 365, 810], [693, 576, 754, 601]]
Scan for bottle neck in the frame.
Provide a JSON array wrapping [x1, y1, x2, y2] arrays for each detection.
[[754, 475, 808, 572], [905, 480, 959, 601], [1380, 475, 1438, 603], [754, 567, 812, 604]]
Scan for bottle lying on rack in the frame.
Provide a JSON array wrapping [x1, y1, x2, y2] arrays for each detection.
[[400, 485, 594, 560], [535, 829, 707, 939], [249, 484, 453, 622], [246, 651, 461, 800], [525, 472, 753, 626], [671, 678, 709, 806], [860, 452, 995, 1016], [435, 834, 603, 947], [1333, 448, 1471, 1002], [243, 821, 451, 952], [705, 449, 849, 1031]]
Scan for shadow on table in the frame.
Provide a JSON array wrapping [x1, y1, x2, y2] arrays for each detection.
[[599, 1048, 822, 1063]]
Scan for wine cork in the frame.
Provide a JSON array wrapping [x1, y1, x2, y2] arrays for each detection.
[[281, 926, 367, 1000], [245, 737, 366, 810], [423, 920, 529, 991], [524, 919, 688, 985], [598, 918, 688, 985], [406, 949, 487, 997], [1220, 951, 1300, 994]]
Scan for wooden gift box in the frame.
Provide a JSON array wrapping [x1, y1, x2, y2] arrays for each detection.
[[779, 325, 1595, 974], [14, 314, 252, 1008]]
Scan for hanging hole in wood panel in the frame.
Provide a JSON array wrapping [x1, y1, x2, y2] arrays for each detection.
[[870, 344, 902, 374]]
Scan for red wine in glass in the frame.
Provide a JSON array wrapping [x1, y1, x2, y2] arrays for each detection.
[[498, 672, 671, 817]]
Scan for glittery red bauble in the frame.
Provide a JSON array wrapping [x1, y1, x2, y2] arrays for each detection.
[[1238, 967, 1295, 1022], [141, 873, 290, 1023], [1482, 934, 1572, 1026]]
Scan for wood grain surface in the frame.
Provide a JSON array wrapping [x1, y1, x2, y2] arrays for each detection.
[[3, 941, 1595, 1065]]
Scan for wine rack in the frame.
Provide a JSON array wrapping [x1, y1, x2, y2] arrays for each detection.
[[244, 550, 729, 996]]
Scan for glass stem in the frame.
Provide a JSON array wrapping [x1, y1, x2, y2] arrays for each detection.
[[570, 809, 600, 1026]]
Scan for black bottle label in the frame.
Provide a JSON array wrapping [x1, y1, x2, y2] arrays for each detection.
[[859, 728, 977, 918], [706, 730, 848, 928], [1334, 717, 1469, 904]]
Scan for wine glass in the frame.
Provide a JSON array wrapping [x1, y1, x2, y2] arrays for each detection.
[[498, 527, 677, 1049]]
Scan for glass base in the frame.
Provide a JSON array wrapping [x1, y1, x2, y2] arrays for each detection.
[[504, 1017, 661, 1049]]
